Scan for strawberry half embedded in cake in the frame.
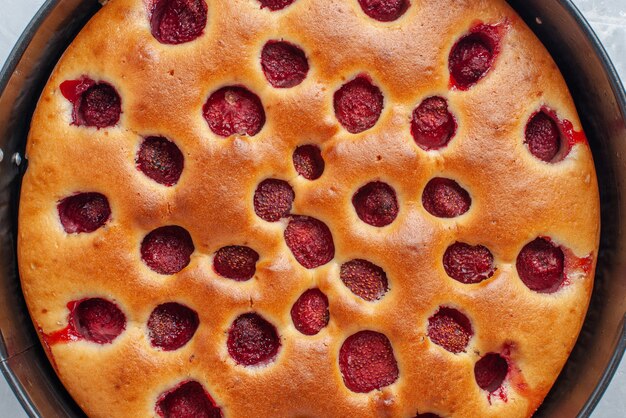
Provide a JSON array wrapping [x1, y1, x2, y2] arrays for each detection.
[[525, 110, 562, 162], [136, 136, 184, 186], [284, 216, 335, 269], [141, 226, 195, 275], [257, 0, 295, 11], [334, 75, 384, 134], [474, 353, 509, 393], [253, 179, 295, 222], [213, 246, 259, 281], [352, 181, 399, 227], [293, 144, 325, 180], [340, 259, 389, 301], [227, 313, 280, 366], [443, 242, 495, 284], [411, 96, 457, 151], [422, 177, 471, 218], [427, 307, 473, 353], [203, 86, 265, 137], [147, 302, 199, 351], [60, 77, 121, 128], [57, 192, 111, 234], [357, 0, 409, 22], [516, 237, 565, 293], [339, 331, 399, 393], [72, 298, 126, 344], [290, 288, 330, 335], [261, 40, 309, 88], [150, 0, 208, 45], [449, 23, 504, 90], [156, 380, 222, 418]]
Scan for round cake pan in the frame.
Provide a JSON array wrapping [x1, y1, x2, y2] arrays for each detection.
[[0, 1, 624, 417]]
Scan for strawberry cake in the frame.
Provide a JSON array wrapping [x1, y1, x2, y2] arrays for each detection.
[[18, 0, 600, 417]]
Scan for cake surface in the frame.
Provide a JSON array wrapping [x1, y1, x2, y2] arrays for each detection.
[[18, 0, 600, 417]]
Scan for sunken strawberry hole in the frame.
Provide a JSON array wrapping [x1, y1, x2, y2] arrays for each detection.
[[71, 298, 126, 344], [443, 242, 495, 284], [474, 353, 508, 392], [141, 226, 195, 275], [449, 24, 502, 90], [422, 177, 471, 218], [156, 380, 222, 418], [427, 307, 473, 353], [293, 144, 325, 180], [291, 288, 330, 335], [352, 181, 399, 227], [261, 40, 309, 88], [339, 330, 399, 393], [284, 216, 335, 269], [61, 78, 121, 128], [227, 313, 280, 366], [357, 0, 409, 22], [414, 414, 441, 418], [150, 0, 208, 45], [203, 86, 265, 137], [334, 75, 384, 134], [148, 302, 199, 351], [340, 259, 389, 301], [525, 111, 562, 162], [411, 96, 456, 150], [257, 0, 295, 11], [253, 179, 295, 222], [213, 245, 259, 281], [516, 237, 565, 293], [58, 192, 111, 234], [137, 136, 184, 186]]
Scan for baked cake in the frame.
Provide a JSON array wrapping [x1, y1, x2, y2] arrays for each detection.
[[17, 0, 600, 417]]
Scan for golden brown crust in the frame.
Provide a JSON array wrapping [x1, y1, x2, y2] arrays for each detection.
[[18, 0, 600, 417]]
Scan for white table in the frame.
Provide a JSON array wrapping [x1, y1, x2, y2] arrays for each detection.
[[0, 0, 624, 416]]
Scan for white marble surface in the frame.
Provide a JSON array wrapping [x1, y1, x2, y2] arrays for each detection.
[[0, 0, 624, 417]]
